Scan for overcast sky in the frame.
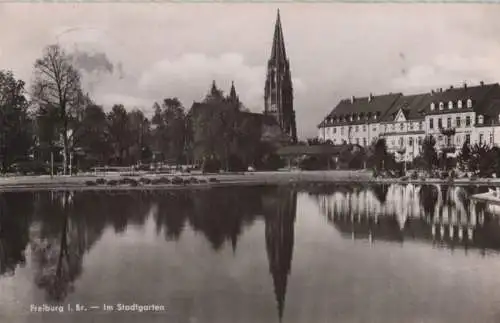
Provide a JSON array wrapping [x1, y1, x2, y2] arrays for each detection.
[[1, 3, 500, 138]]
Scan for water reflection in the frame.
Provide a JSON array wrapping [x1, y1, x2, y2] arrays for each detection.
[[3, 184, 500, 322], [0, 186, 297, 321], [312, 184, 500, 252]]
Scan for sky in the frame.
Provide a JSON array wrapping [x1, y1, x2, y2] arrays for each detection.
[[1, 3, 500, 139]]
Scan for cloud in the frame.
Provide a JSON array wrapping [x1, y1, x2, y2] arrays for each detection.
[[139, 52, 306, 111], [390, 46, 500, 93]]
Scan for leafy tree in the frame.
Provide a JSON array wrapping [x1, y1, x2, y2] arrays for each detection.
[[366, 138, 390, 172], [0, 70, 33, 172], [152, 98, 187, 164], [73, 103, 111, 168], [107, 104, 134, 165], [31, 44, 84, 175], [468, 143, 495, 177], [420, 135, 438, 173], [128, 109, 152, 164], [457, 141, 471, 172]]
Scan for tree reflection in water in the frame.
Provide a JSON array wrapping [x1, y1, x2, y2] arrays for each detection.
[[0, 192, 33, 277], [0, 186, 301, 321]]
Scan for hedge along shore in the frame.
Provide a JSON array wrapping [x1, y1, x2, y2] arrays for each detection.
[[1, 170, 500, 192]]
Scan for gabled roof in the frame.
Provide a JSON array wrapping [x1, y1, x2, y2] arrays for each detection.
[[319, 93, 402, 127], [380, 93, 431, 122]]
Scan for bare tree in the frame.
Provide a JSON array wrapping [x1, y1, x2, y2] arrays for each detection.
[[31, 45, 83, 175]]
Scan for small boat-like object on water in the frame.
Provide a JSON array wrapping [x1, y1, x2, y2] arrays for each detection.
[[471, 188, 500, 205]]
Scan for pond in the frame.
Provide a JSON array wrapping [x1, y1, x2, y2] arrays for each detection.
[[1, 184, 500, 323]]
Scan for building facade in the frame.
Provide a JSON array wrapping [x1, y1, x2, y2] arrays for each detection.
[[318, 82, 500, 162], [264, 10, 297, 143]]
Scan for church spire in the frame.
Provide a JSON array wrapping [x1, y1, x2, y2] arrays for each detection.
[[270, 9, 287, 61], [229, 81, 238, 101]]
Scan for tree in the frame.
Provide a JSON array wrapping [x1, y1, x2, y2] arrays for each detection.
[[72, 103, 111, 168], [152, 98, 187, 164], [457, 141, 471, 172], [367, 138, 390, 172], [468, 143, 495, 177], [420, 135, 438, 174], [31, 45, 84, 175], [107, 104, 132, 165], [128, 109, 152, 164], [0, 70, 33, 172]]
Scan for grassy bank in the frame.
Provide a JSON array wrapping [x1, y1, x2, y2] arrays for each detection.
[[2, 170, 500, 192]]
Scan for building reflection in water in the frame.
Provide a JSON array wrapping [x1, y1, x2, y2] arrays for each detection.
[[313, 184, 500, 253]]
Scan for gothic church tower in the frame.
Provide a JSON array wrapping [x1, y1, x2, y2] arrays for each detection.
[[264, 9, 297, 143]]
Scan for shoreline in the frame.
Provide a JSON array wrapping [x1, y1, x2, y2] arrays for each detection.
[[1, 170, 500, 192]]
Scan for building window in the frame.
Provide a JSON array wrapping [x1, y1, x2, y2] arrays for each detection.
[[400, 123, 404, 131], [456, 116, 461, 127], [409, 123, 414, 130], [429, 118, 434, 129], [439, 102, 444, 110], [438, 118, 442, 128], [409, 138, 413, 146], [466, 116, 471, 127], [447, 117, 451, 128], [355, 125, 359, 132], [392, 124, 395, 131], [341, 127, 344, 135], [490, 133, 494, 144], [430, 103, 435, 111], [419, 121, 423, 130], [467, 99, 472, 108], [356, 138, 359, 145], [363, 138, 367, 146], [478, 115, 484, 125], [466, 134, 470, 143], [448, 101, 453, 109], [399, 137, 404, 146], [333, 127, 337, 134], [363, 125, 366, 132], [457, 136, 461, 144], [479, 133, 484, 144], [458, 100, 463, 109], [373, 127, 377, 132], [391, 140, 395, 146]]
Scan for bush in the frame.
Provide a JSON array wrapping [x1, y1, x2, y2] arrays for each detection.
[[260, 154, 285, 171], [202, 157, 221, 173], [85, 180, 97, 186], [410, 171, 418, 180], [96, 178, 107, 185], [227, 155, 246, 172], [107, 180, 118, 186], [171, 176, 183, 185], [209, 177, 219, 183]]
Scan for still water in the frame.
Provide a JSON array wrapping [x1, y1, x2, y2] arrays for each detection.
[[2, 184, 500, 323]]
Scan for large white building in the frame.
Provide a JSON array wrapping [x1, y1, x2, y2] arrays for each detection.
[[318, 82, 500, 161]]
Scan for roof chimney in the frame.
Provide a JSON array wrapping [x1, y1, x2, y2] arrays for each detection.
[[439, 88, 443, 93], [464, 82, 467, 89], [351, 96, 355, 104]]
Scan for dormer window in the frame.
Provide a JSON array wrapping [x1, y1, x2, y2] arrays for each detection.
[[478, 115, 484, 125], [448, 101, 453, 109], [430, 103, 435, 111], [458, 100, 463, 109], [439, 102, 444, 110], [467, 99, 472, 108]]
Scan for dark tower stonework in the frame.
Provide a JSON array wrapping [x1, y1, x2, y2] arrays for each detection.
[[264, 9, 298, 143]]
